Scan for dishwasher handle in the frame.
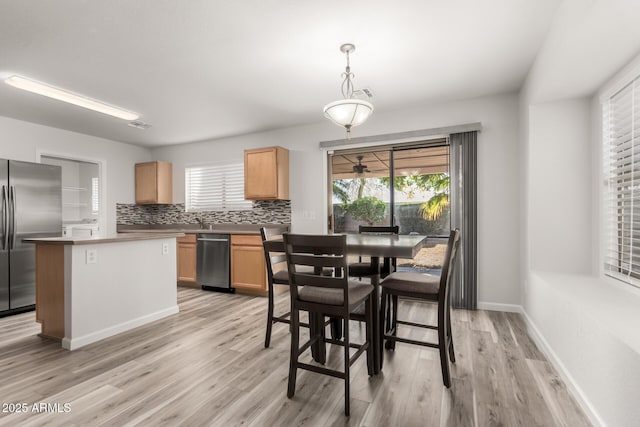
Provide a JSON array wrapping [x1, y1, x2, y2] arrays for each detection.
[[197, 238, 229, 242]]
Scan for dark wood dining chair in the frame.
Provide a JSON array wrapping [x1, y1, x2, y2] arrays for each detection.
[[283, 233, 374, 416], [379, 228, 461, 387], [260, 226, 333, 348], [260, 226, 291, 348], [348, 225, 399, 279]]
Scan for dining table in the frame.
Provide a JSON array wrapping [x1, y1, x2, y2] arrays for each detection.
[[266, 233, 428, 374]]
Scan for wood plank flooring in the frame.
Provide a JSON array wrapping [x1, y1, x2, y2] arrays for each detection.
[[0, 287, 592, 426]]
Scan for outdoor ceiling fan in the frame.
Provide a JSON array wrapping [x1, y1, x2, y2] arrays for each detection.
[[353, 155, 370, 176]]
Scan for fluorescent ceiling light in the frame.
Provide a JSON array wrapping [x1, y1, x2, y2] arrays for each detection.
[[4, 75, 139, 121]]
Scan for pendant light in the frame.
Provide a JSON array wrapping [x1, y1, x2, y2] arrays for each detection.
[[323, 43, 373, 139]]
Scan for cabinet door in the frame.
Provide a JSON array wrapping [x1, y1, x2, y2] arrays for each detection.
[[244, 148, 278, 199], [135, 162, 158, 204], [176, 234, 197, 285], [135, 161, 172, 204], [177, 243, 197, 284], [231, 245, 266, 291], [155, 162, 173, 204]]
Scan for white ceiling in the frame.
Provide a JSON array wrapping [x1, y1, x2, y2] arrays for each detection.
[[0, 0, 561, 147]]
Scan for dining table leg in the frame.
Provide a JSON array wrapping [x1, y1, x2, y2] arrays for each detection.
[[309, 312, 326, 364]]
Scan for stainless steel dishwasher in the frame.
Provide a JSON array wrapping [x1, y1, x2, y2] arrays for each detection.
[[196, 233, 232, 292]]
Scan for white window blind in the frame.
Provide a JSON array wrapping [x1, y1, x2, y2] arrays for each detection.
[[185, 162, 252, 211], [91, 177, 100, 213], [603, 74, 640, 287]]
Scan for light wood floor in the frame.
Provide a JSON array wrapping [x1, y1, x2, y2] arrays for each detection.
[[0, 287, 591, 426]]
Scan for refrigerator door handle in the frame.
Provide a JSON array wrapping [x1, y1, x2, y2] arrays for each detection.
[[8, 185, 15, 250], [1, 185, 7, 250]]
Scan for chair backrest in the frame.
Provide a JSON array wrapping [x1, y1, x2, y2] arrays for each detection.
[[358, 225, 399, 235], [260, 226, 289, 285], [358, 225, 399, 273], [283, 233, 350, 308], [439, 228, 461, 305]]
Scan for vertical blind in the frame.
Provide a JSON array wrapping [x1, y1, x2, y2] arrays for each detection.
[[449, 131, 477, 310], [185, 162, 252, 211], [603, 75, 640, 287]]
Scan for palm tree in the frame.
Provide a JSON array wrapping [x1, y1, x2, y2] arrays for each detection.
[[332, 179, 351, 204], [381, 173, 450, 221], [418, 174, 449, 221]]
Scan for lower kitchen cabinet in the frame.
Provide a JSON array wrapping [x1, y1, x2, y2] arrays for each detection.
[[231, 234, 267, 295], [177, 234, 198, 287]]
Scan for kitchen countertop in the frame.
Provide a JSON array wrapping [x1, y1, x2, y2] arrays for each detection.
[[117, 223, 290, 235], [24, 232, 185, 245]]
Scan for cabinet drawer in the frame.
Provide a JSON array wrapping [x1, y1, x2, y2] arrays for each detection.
[[177, 234, 196, 244], [231, 234, 262, 246]]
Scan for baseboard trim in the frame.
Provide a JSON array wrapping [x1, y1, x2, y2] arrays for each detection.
[[62, 305, 179, 351], [477, 301, 523, 313], [520, 309, 606, 427]]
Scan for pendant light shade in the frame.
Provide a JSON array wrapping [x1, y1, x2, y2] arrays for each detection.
[[323, 43, 373, 139], [323, 98, 373, 128]]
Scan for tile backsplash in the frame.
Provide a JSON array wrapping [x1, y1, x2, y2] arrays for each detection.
[[117, 200, 291, 225]]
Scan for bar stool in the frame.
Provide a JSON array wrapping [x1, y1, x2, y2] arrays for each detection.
[[283, 233, 375, 416], [379, 229, 461, 387]]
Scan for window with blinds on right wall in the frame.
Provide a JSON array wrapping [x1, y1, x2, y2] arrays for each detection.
[[603, 70, 640, 288]]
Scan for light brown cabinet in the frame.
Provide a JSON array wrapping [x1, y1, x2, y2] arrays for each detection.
[[177, 234, 197, 287], [231, 234, 267, 294], [244, 146, 289, 200], [135, 161, 173, 204]]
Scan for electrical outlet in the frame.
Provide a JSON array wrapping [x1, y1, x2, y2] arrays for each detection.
[[86, 249, 97, 264], [302, 210, 317, 220], [162, 242, 169, 255]]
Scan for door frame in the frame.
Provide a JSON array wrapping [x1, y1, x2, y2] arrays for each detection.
[[35, 150, 106, 237]]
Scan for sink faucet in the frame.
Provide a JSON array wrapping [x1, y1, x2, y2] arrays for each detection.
[[196, 217, 205, 228]]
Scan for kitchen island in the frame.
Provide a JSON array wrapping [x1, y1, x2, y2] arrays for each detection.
[[25, 232, 183, 350], [118, 224, 290, 295]]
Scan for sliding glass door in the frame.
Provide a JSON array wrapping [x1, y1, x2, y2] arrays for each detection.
[[330, 143, 449, 231], [329, 142, 450, 273], [391, 145, 450, 235], [330, 150, 391, 233], [391, 145, 450, 272]]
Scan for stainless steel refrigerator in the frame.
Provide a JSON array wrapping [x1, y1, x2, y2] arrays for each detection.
[[1, 159, 62, 315]]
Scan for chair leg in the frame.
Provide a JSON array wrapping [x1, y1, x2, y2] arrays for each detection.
[[343, 315, 351, 416], [287, 306, 299, 398], [385, 295, 398, 351], [316, 313, 327, 365], [384, 293, 391, 333], [379, 288, 388, 369], [446, 306, 456, 363], [265, 283, 275, 348], [438, 311, 452, 388], [365, 295, 374, 376]]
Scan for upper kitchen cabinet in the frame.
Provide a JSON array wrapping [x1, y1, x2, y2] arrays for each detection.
[[135, 161, 173, 204], [244, 146, 289, 200]]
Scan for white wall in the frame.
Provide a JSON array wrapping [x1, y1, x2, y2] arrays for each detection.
[[0, 116, 152, 235], [518, 4, 640, 422], [152, 92, 522, 307], [527, 98, 592, 273]]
